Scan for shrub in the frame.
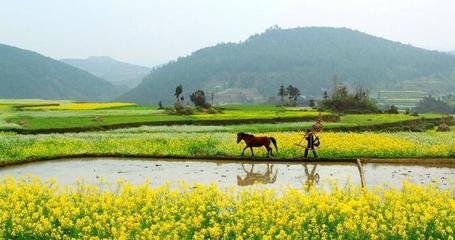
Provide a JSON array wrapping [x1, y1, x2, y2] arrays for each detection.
[[385, 105, 399, 114], [320, 84, 379, 113], [190, 89, 211, 108]]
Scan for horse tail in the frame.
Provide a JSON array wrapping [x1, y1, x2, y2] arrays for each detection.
[[270, 137, 278, 152]]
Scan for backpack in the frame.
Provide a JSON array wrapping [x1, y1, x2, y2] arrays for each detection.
[[314, 136, 320, 147]]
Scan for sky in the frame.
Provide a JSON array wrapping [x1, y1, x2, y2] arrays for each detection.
[[1, 0, 454, 67]]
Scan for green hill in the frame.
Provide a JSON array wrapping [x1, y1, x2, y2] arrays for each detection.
[[61, 56, 151, 89], [119, 27, 455, 104], [0, 44, 121, 101]]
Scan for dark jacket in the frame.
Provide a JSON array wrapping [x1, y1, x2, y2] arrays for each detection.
[[306, 133, 315, 148]]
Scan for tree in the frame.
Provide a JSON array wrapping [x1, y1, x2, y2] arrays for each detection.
[[190, 89, 211, 108], [277, 85, 287, 106], [309, 99, 316, 108], [174, 84, 183, 103], [385, 105, 399, 114], [157, 101, 164, 109], [292, 86, 301, 103], [286, 85, 301, 106], [322, 91, 329, 100]]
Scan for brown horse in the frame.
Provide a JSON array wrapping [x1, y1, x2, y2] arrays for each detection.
[[237, 132, 278, 157]]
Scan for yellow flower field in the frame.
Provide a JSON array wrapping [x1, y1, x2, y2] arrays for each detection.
[[0, 176, 453, 239], [25, 102, 136, 111], [1, 131, 455, 164]]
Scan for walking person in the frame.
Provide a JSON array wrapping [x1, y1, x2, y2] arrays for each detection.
[[303, 129, 318, 158]]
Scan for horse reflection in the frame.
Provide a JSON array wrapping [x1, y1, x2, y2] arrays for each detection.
[[300, 163, 320, 191], [237, 164, 278, 186]]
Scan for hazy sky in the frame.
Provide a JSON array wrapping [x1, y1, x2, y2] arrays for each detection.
[[1, 0, 454, 66]]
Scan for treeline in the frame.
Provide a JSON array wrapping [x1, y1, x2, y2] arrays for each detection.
[[413, 96, 454, 114]]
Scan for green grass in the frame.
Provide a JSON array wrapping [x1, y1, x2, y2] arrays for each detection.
[[107, 122, 345, 134], [0, 100, 449, 132], [5, 112, 441, 132], [339, 113, 441, 124], [2, 103, 331, 130]]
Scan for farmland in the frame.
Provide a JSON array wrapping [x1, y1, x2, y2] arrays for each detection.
[[1, 102, 332, 132], [0, 99, 454, 164], [373, 90, 428, 110], [1, 128, 455, 165], [3, 5, 455, 239], [0, 176, 453, 239], [0, 99, 454, 239], [0, 100, 446, 133]]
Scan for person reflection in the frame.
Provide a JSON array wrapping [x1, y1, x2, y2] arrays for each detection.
[[301, 163, 320, 191], [237, 163, 278, 186]]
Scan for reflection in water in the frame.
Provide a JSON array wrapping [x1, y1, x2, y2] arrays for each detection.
[[301, 163, 320, 191], [237, 164, 278, 186], [0, 158, 452, 189]]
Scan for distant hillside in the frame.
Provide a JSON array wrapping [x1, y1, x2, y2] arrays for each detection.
[[0, 44, 121, 101], [119, 27, 455, 104], [61, 56, 151, 88]]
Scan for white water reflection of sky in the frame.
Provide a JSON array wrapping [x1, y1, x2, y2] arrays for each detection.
[[0, 158, 453, 191]]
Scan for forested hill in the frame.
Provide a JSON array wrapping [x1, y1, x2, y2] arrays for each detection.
[[0, 44, 121, 101], [61, 56, 151, 89], [119, 27, 455, 104]]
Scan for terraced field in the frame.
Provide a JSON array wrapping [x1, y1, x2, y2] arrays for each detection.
[[1, 99, 454, 239], [0, 100, 445, 133]]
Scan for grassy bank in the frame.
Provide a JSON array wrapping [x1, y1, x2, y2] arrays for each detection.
[[1, 131, 454, 165], [0, 176, 453, 239]]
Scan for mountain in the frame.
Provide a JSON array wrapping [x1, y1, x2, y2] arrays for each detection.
[[0, 44, 122, 101], [119, 27, 455, 104], [61, 56, 151, 88]]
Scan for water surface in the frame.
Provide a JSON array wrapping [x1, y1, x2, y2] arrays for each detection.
[[0, 158, 453, 190]]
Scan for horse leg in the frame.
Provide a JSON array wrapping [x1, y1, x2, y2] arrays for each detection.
[[268, 144, 273, 157], [242, 146, 248, 156], [250, 147, 254, 157], [264, 146, 270, 157]]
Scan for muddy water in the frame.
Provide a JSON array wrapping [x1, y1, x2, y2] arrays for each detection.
[[0, 158, 453, 190]]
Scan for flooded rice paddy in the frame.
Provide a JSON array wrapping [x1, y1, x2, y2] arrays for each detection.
[[0, 158, 454, 190]]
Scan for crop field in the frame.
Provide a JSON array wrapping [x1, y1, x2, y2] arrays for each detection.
[[0, 101, 340, 131], [0, 100, 454, 239], [373, 90, 428, 110], [23, 102, 136, 110], [0, 99, 446, 134], [0, 176, 453, 239], [1, 130, 454, 164]]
